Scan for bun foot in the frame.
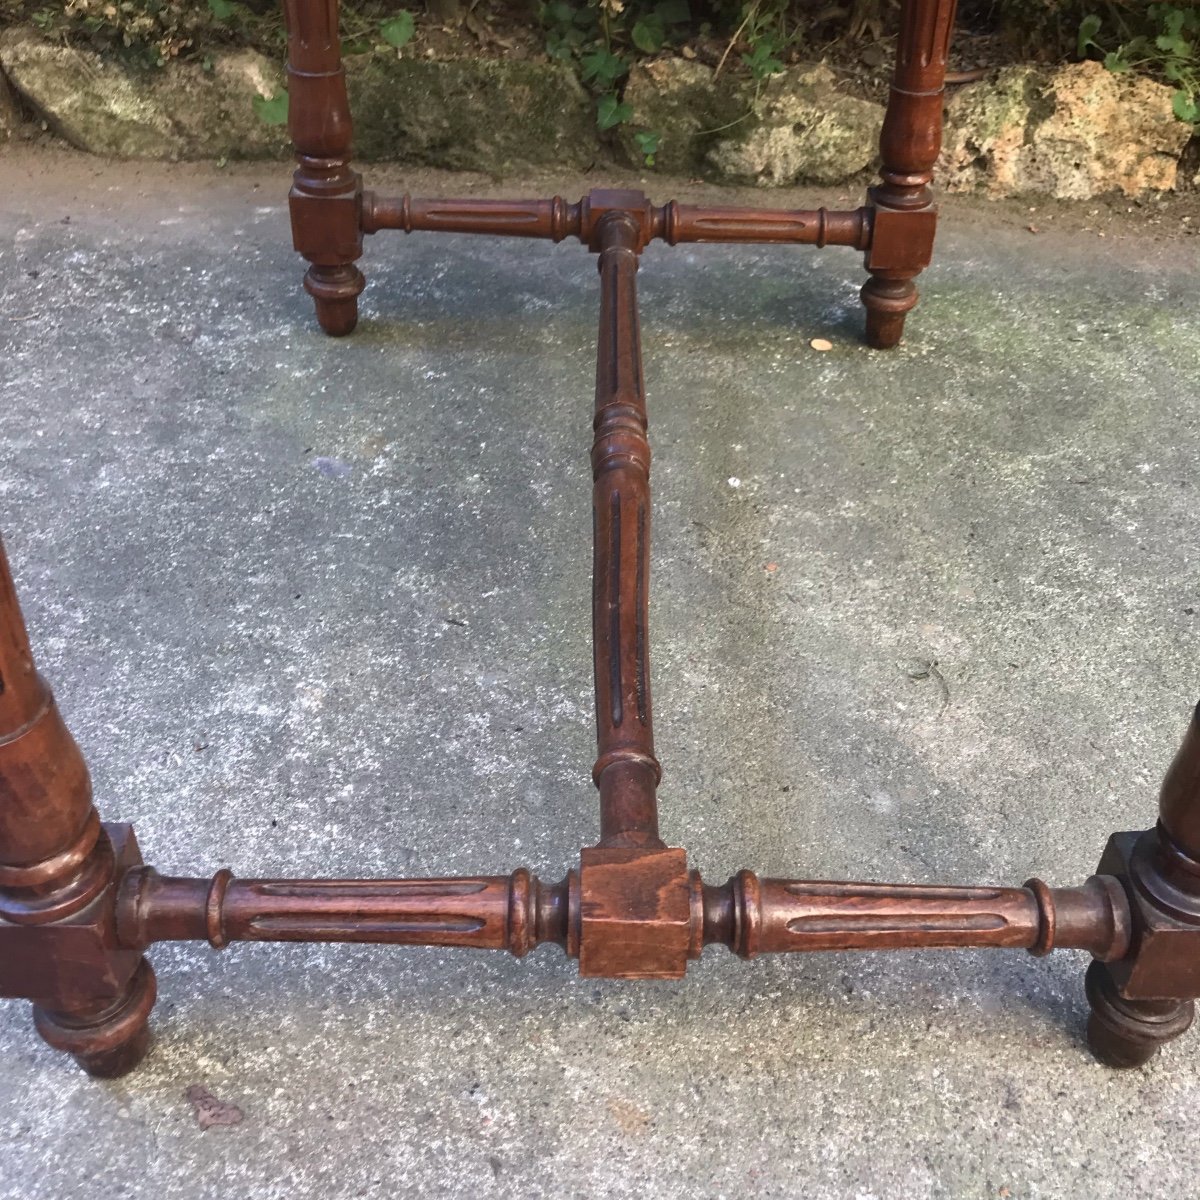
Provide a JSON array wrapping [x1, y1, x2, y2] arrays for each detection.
[[861, 276, 916, 350], [1084, 960, 1193, 1069], [34, 957, 157, 1078], [304, 264, 365, 337]]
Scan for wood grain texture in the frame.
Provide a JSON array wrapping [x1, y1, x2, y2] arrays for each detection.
[[283, 0, 364, 336], [0, 534, 154, 1076], [590, 210, 662, 851], [362, 193, 872, 250], [120, 869, 569, 955], [10, 0, 1200, 1074], [861, 0, 959, 348]]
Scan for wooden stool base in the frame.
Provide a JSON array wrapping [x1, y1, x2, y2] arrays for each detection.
[[7, 0, 1200, 1076]]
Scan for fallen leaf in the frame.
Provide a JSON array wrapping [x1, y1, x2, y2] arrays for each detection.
[[185, 1085, 244, 1131], [607, 1097, 652, 1135], [810, 337, 833, 352]]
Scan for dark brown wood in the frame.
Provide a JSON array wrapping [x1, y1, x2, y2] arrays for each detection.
[[577, 848, 692, 979], [0, 535, 155, 1077], [289, 1, 950, 347], [1082, 704, 1200, 1066], [590, 208, 661, 851], [861, 0, 958, 348], [362, 192, 872, 250], [700, 874, 1130, 959], [119, 868, 569, 956], [11, 0, 1199, 1076], [283, 0, 365, 336]]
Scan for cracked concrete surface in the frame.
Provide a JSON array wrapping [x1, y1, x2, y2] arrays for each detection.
[[1, 149, 1199, 1199]]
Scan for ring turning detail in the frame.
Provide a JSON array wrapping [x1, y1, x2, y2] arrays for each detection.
[[5, 0, 1200, 1078]]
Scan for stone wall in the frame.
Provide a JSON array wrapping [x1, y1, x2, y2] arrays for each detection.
[[0, 24, 1194, 199]]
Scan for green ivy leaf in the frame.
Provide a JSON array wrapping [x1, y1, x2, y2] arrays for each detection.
[[596, 94, 632, 131], [1172, 88, 1200, 123], [208, 0, 236, 20], [743, 42, 784, 81], [634, 129, 661, 166], [1163, 6, 1187, 40], [252, 91, 289, 126], [632, 15, 665, 53], [1077, 13, 1102, 57], [381, 12, 416, 49], [581, 48, 626, 89]]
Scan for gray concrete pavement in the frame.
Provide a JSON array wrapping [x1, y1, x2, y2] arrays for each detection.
[[1, 149, 1200, 1199]]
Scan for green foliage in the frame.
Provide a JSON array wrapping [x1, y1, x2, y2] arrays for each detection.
[[539, 0, 690, 132], [380, 12, 416, 49], [20, 0, 1200, 137], [633, 128, 662, 165], [251, 90, 288, 125], [581, 46, 628, 90], [35, 1, 425, 67], [1079, 3, 1200, 127], [597, 92, 633, 130], [735, 0, 792, 83]]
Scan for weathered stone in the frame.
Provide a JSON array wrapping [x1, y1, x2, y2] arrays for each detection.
[[0, 27, 287, 160], [616, 58, 748, 176], [345, 54, 598, 172], [160, 51, 290, 159], [940, 61, 1191, 199], [0, 28, 176, 157], [705, 64, 883, 187], [0, 65, 23, 141]]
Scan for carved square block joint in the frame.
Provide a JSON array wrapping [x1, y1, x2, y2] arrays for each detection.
[[578, 847, 691, 980]]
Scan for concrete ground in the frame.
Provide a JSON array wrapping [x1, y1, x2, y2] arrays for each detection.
[[1, 147, 1199, 1200]]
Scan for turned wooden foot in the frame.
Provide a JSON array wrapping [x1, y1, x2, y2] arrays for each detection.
[[860, 0, 955, 348], [861, 275, 918, 350], [1082, 703, 1200, 1067], [34, 958, 157, 1078], [1085, 960, 1194, 1068], [305, 264, 364, 337]]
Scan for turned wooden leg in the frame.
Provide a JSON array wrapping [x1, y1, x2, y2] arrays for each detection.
[[283, 0, 365, 336], [0, 534, 153, 1076], [861, 0, 957, 349], [1085, 703, 1200, 1067]]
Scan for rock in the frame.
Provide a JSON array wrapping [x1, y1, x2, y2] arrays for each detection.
[[0, 25, 595, 171], [617, 58, 748, 176], [346, 55, 598, 172], [0, 27, 288, 159], [940, 61, 1191, 199], [705, 64, 883, 187], [0, 65, 23, 141], [0, 27, 177, 157], [161, 51, 291, 159]]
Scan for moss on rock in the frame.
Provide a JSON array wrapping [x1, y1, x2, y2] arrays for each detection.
[[0, 26, 288, 159], [705, 64, 883, 187], [345, 54, 598, 172], [616, 58, 749, 176]]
